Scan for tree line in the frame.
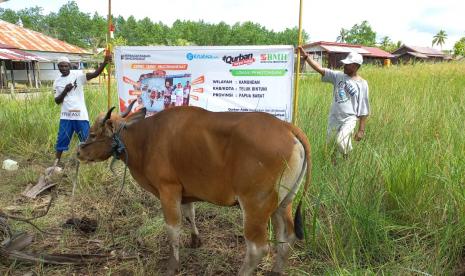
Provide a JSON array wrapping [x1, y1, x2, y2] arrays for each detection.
[[1, 1, 463, 57], [336, 20, 464, 57], [0, 1, 308, 52]]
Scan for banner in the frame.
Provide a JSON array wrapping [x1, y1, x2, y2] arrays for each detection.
[[114, 46, 295, 121]]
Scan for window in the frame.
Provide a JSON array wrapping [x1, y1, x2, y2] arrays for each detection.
[[12, 62, 27, 70]]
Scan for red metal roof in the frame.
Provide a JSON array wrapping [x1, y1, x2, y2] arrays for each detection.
[[361, 46, 394, 58], [0, 50, 26, 61], [0, 19, 90, 54], [0, 43, 49, 61], [304, 41, 393, 58], [0, 42, 16, 49], [303, 41, 365, 48]]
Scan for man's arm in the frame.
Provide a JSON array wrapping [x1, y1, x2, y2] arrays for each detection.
[[86, 52, 112, 81], [354, 115, 368, 141], [54, 83, 74, 104], [298, 46, 325, 76]]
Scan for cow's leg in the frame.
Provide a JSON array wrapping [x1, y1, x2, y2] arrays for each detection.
[[181, 202, 201, 248], [271, 203, 296, 274], [238, 197, 275, 276], [159, 186, 183, 275]]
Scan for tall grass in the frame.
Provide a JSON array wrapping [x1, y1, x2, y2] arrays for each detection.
[[295, 62, 465, 274], [0, 85, 119, 158], [0, 63, 464, 274]]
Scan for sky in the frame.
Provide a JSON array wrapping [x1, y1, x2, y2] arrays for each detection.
[[1, 0, 463, 50]]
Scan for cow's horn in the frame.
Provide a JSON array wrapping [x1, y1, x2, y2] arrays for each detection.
[[120, 100, 137, 118], [102, 106, 115, 125]]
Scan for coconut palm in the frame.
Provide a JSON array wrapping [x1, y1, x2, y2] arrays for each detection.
[[432, 30, 448, 50], [337, 28, 348, 43], [380, 36, 391, 45]]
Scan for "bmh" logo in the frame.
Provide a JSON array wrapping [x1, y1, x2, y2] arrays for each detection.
[[260, 53, 289, 63]]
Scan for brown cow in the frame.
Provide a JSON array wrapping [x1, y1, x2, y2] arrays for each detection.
[[77, 104, 311, 276]]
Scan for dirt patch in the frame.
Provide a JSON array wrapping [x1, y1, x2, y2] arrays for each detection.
[[0, 155, 308, 275]]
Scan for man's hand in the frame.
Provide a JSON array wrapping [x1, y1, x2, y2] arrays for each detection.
[[298, 46, 325, 76], [354, 130, 365, 141], [104, 49, 112, 64], [86, 50, 112, 81], [298, 46, 308, 59], [64, 83, 74, 93], [55, 83, 74, 104]]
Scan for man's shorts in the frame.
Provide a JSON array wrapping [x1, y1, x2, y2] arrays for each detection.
[[55, 119, 90, 152], [327, 118, 357, 154]]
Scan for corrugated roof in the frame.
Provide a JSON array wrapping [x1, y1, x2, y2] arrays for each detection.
[[320, 44, 370, 54], [0, 44, 49, 61], [392, 45, 445, 57], [398, 51, 429, 58], [406, 45, 444, 56], [0, 42, 16, 49], [0, 49, 27, 61], [304, 41, 394, 56], [362, 46, 394, 58], [0, 19, 90, 55], [26, 50, 89, 62], [303, 41, 365, 48]]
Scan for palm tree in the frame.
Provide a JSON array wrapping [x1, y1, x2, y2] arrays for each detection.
[[432, 30, 448, 50], [379, 36, 391, 49], [337, 28, 348, 43]]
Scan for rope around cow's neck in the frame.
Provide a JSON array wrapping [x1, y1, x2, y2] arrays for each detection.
[[68, 122, 129, 246], [108, 122, 129, 247], [70, 159, 80, 221]]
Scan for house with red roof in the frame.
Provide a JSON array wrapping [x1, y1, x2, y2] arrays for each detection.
[[0, 42, 48, 90], [0, 19, 91, 88], [301, 41, 394, 69]]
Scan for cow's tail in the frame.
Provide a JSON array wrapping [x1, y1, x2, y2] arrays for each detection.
[[290, 125, 312, 240]]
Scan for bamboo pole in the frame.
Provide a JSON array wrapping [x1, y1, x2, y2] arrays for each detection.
[[106, 0, 112, 109], [292, 0, 304, 125]]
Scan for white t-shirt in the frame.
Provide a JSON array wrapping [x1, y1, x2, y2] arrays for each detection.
[[322, 69, 370, 125], [54, 71, 88, 121], [174, 88, 183, 97]]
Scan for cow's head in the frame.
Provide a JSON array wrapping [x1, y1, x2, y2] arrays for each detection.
[[77, 101, 144, 162]]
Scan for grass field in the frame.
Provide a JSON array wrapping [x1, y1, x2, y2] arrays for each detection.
[[0, 62, 464, 275]]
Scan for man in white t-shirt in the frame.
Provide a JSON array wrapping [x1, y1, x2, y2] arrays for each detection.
[[53, 53, 111, 167], [298, 47, 370, 160]]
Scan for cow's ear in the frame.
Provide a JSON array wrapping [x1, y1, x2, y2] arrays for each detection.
[[124, 108, 146, 127]]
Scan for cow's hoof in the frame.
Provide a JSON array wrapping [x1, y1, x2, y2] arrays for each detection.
[[166, 258, 179, 275], [166, 269, 177, 276], [189, 233, 202, 248]]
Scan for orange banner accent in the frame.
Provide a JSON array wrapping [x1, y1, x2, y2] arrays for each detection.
[[119, 98, 126, 112], [129, 90, 142, 96], [190, 95, 199, 101], [192, 75, 205, 85], [123, 76, 138, 86], [131, 64, 188, 70], [193, 88, 204, 93]]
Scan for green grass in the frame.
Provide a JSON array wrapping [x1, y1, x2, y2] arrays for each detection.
[[0, 62, 465, 275], [295, 62, 465, 275]]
